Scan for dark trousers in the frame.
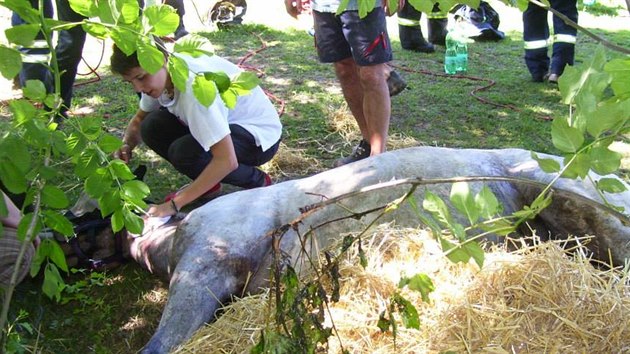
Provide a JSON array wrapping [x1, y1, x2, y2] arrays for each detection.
[[11, 0, 54, 92], [523, 0, 578, 77], [140, 110, 280, 189], [55, 0, 87, 115], [397, 3, 447, 47]]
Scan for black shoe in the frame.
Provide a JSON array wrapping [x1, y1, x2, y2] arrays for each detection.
[[531, 72, 549, 83], [334, 140, 371, 167], [174, 26, 189, 40], [387, 70, 407, 97], [402, 42, 435, 53]]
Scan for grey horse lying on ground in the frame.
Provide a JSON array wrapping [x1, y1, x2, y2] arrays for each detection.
[[123, 147, 630, 353]]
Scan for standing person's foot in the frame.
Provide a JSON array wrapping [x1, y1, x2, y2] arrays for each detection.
[[174, 26, 189, 40], [387, 70, 407, 97], [547, 73, 559, 84], [402, 42, 435, 53], [333, 139, 371, 167]]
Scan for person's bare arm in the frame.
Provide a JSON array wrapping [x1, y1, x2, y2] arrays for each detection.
[[115, 109, 148, 163]]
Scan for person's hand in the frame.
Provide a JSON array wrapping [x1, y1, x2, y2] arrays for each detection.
[[285, 0, 309, 18], [114, 143, 133, 163], [146, 201, 178, 218]]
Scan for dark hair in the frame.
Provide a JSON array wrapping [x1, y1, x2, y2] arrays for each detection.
[[110, 37, 169, 76]]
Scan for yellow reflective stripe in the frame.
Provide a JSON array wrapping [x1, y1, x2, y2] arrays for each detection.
[[398, 17, 420, 26], [553, 34, 577, 44], [426, 12, 447, 19], [524, 39, 549, 50], [21, 53, 51, 64]]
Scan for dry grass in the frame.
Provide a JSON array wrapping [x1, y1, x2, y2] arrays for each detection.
[[174, 225, 630, 353]]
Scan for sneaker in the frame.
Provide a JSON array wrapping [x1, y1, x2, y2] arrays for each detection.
[[164, 183, 221, 202], [333, 139, 371, 167], [547, 73, 559, 84], [387, 70, 407, 97]]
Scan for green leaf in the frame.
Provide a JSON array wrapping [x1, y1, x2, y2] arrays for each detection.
[[586, 99, 630, 139], [589, 146, 621, 175], [41, 185, 69, 209], [121, 179, 150, 200], [531, 152, 561, 173], [43, 263, 66, 301], [230, 71, 260, 91], [168, 55, 189, 93], [74, 148, 101, 178], [561, 152, 591, 179], [98, 134, 123, 153], [377, 310, 391, 332], [110, 27, 139, 56], [123, 209, 144, 234], [42, 210, 74, 236], [463, 241, 485, 268], [143, 3, 179, 36], [0, 160, 28, 194], [399, 273, 435, 303], [474, 186, 501, 219], [192, 75, 218, 107], [440, 238, 470, 264], [559, 46, 607, 104], [551, 117, 584, 153], [109, 159, 136, 180], [407, 0, 436, 13], [204, 71, 231, 93], [22, 79, 47, 101], [5, 24, 40, 47], [137, 39, 165, 75], [605, 57, 630, 97], [2, 135, 32, 173], [423, 191, 452, 226], [336, 0, 352, 15], [450, 182, 479, 225], [597, 177, 627, 194], [82, 22, 110, 39], [96, 0, 116, 24], [173, 35, 214, 57], [69, 0, 98, 18], [0, 45, 23, 80], [17, 213, 42, 243], [98, 190, 120, 218], [220, 90, 238, 109], [85, 172, 113, 198], [8, 99, 38, 125], [117, 0, 141, 24], [392, 294, 420, 329], [111, 209, 125, 232]]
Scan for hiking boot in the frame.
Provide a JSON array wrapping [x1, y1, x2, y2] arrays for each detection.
[[334, 140, 371, 167], [164, 183, 222, 202], [387, 70, 408, 97]]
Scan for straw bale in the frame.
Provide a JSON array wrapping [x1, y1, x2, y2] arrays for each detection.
[[176, 225, 630, 353]]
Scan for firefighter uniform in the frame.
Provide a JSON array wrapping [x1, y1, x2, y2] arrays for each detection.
[[523, 0, 578, 82], [11, 0, 54, 93], [397, 2, 448, 53]]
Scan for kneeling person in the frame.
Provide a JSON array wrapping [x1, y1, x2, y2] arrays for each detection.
[[111, 43, 282, 218]]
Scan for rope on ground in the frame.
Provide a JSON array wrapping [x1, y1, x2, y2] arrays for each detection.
[[236, 32, 286, 117], [391, 64, 553, 121], [75, 39, 105, 87]]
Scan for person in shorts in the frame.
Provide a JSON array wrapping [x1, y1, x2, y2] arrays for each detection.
[[285, 0, 392, 167]]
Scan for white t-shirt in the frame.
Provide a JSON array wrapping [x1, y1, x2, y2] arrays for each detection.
[[139, 54, 282, 152]]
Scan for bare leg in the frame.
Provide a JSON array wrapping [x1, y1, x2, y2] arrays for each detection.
[[334, 59, 390, 155]]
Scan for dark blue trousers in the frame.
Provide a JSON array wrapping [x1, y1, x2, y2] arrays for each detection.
[[140, 109, 280, 189], [523, 0, 578, 79]]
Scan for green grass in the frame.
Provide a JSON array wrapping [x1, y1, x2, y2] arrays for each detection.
[[3, 13, 630, 354]]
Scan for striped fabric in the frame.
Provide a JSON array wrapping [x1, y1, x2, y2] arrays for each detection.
[[0, 227, 35, 287]]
